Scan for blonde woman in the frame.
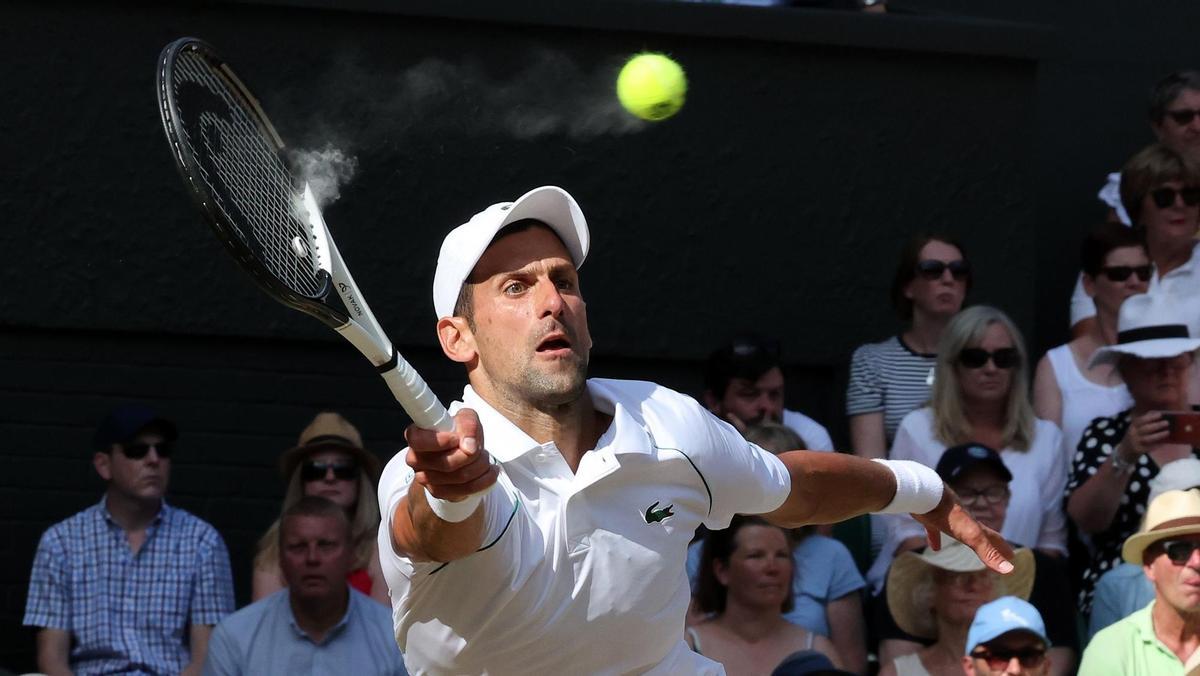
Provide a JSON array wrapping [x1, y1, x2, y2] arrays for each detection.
[[889, 306, 1067, 557], [252, 412, 389, 605]]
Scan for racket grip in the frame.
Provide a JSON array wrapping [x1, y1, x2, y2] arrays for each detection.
[[380, 355, 454, 432]]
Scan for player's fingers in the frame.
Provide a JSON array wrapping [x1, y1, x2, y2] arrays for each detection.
[[405, 424, 460, 454], [407, 446, 489, 474], [414, 454, 495, 488], [422, 465, 499, 501], [923, 524, 941, 551], [454, 409, 484, 459]]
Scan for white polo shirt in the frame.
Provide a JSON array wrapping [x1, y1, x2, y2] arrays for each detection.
[[376, 378, 792, 675]]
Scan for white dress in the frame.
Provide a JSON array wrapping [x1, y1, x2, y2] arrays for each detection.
[[1045, 343, 1132, 469]]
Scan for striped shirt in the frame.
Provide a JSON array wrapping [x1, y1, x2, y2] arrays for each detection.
[[846, 335, 936, 445], [23, 498, 235, 675]]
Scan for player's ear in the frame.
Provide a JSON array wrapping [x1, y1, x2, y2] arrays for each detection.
[[438, 316, 477, 364], [93, 450, 113, 482]]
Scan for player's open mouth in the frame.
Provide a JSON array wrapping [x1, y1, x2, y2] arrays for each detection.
[[536, 333, 572, 354]]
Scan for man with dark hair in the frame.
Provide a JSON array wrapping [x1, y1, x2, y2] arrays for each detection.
[[204, 496, 406, 675], [24, 404, 234, 676], [702, 334, 833, 450], [377, 185, 1013, 674]]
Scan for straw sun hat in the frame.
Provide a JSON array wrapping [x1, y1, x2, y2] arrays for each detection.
[[278, 411, 382, 481], [1122, 488, 1200, 565], [886, 537, 1035, 639]]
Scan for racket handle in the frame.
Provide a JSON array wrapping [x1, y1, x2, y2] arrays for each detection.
[[379, 354, 454, 432]]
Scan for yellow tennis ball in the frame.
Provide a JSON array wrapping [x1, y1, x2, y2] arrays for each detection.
[[616, 53, 687, 121]]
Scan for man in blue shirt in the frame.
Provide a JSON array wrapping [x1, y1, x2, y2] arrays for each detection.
[[23, 404, 235, 675], [204, 496, 406, 675]]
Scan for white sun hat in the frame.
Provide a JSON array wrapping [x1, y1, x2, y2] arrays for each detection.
[[1089, 290, 1200, 368], [432, 186, 589, 319]]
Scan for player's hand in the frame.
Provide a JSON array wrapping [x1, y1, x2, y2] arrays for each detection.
[[405, 409, 498, 502], [912, 487, 1015, 575]]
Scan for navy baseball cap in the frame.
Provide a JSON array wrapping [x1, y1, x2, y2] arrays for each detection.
[[92, 404, 178, 451], [936, 443, 1012, 483]]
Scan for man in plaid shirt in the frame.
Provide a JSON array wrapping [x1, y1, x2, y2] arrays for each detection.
[[23, 404, 235, 675]]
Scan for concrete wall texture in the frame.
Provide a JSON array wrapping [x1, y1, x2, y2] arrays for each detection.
[[0, 0, 1192, 670]]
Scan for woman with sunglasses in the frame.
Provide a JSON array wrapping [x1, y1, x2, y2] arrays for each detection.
[[847, 233, 970, 460], [1065, 291, 1200, 614], [887, 306, 1068, 560], [1034, 223, 1149, 466], [251, 411, 389, 605], [1072, 142, 1200, 335]]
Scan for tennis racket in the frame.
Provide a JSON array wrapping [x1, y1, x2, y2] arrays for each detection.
[[156, 37, 453, 432]]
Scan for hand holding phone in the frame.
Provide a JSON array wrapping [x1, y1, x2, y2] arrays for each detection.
[[1160, 411, 1200, 446]]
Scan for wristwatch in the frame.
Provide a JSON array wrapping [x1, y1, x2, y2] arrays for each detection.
[[1111, 450, 1136, 473]]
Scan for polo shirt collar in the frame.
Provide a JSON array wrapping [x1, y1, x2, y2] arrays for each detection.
[[459, 379, 654, 464], [1136, 600, 1188, 661]]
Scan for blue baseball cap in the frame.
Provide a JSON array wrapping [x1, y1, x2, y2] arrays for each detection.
[[92, 404, 178, 451], [966, 596, 1048, 656]]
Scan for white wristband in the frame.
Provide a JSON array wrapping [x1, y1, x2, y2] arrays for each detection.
[[424, 486, 487, 523], [872, 459, 944, 515]]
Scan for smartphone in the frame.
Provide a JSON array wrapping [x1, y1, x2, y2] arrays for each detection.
[[1160, 410, 1200, 446]]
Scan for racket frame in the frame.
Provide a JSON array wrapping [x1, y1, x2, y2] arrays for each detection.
[[157, 37, 452, 431]]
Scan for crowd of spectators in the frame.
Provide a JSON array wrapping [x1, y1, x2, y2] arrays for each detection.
[[18, 69, 1200, 676]]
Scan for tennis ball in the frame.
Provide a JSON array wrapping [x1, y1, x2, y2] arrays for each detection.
[[616, 53, 687, 121]]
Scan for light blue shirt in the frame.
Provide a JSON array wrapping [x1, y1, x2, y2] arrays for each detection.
[[203, 588, 407, 676], [1088, 563, 1155, 642]]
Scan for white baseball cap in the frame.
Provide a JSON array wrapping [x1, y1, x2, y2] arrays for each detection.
[[433, 186, 590, 319]]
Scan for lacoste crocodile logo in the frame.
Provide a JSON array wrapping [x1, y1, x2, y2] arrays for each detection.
[[644, 501, 675, 524]]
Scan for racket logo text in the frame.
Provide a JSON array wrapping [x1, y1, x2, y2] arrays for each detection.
[[337, 282, 364, 317]]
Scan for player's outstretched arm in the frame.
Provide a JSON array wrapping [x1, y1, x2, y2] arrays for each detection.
[[765, 451, 1014, 575], [390, 409, 499, 563]]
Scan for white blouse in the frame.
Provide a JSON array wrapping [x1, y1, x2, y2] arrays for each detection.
[[889, 407, 1068, 555]]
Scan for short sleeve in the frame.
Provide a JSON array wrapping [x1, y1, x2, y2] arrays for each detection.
[[22, 526, 69, 630], [375, 452, 517, 582], [846, 343, 884, 417], [192, 528, 236, 625], [201, 622, 242, 676], [1069, 273, 1096, 327], [691, 408, 791, 529], [1067, 416, 1122, 496], [800, 537, 865, 601]]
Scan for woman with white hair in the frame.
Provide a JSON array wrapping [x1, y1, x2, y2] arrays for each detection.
[[887, 306, 1068, 557], [1065, 291, 1200, 614]]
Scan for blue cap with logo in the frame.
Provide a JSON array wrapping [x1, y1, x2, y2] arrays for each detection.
[[966, 596, 1048, 656]]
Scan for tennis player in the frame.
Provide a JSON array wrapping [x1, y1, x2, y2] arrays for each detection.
[[377, 186, 1013, 675]]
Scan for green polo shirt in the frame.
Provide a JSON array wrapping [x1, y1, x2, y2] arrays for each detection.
[[1079, 601, 1188, 675]]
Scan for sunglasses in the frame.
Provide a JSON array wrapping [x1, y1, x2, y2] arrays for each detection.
[[1098, 265, 1153, 282], [300, 460, 359, 482], [1150, 186, 1200, 209], [958, 347, 1020, 370], [1167, 107, 1200, 125], [915, 259, 970, 281], [121, 441, 173, 459], [1156, 539, 1200, 565], [956, 485, 1010, 506], [970, 647, 1047, 670]]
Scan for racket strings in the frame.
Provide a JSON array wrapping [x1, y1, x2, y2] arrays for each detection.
[[172, 51, 325, 298]]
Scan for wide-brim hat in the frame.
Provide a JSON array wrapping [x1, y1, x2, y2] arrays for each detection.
[[887, 537, 1035, 639], [1122, 488, 1200, 564], [278, 411, 381, 482], [1089, 291, 1200, 368], [432, 186, 589, 319]]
